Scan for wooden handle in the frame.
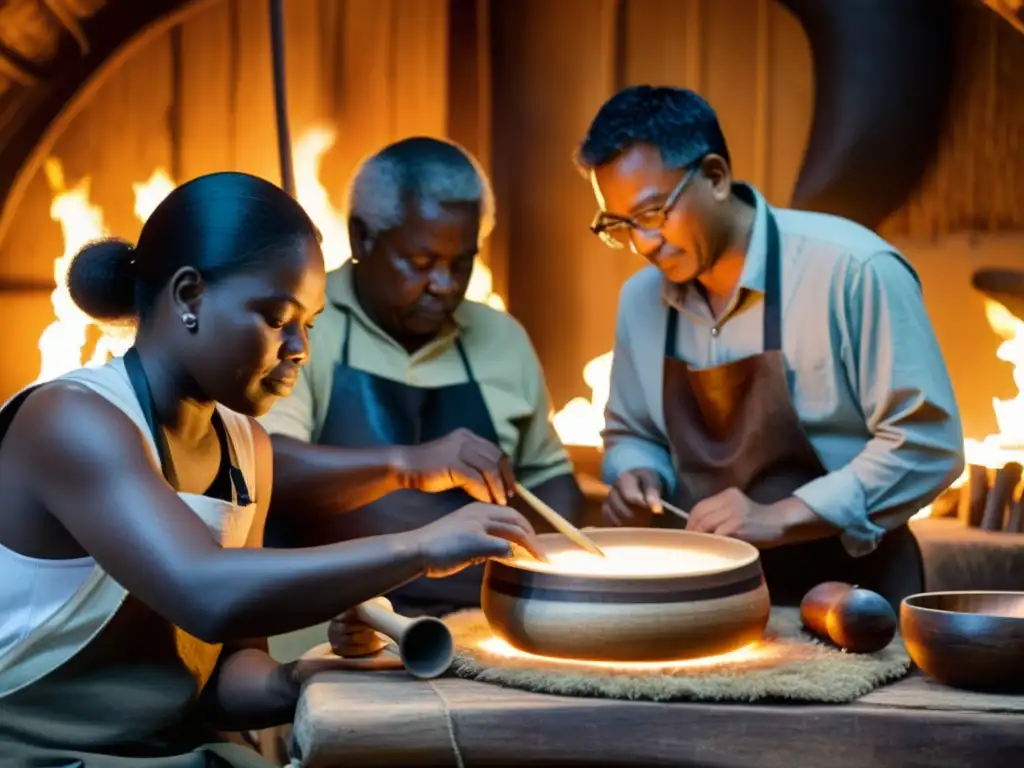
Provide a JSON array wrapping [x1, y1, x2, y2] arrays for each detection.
[[515, 482, 606, 557], [352, 599, 413, 639], [349, 599, 455, 679]]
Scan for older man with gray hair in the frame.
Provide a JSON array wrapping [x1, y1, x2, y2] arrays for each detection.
[[261, 137, 581, 647]]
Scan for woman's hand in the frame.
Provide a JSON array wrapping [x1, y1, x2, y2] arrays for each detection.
[[327, 596, 392, 658], [411, 502, 540, 578]]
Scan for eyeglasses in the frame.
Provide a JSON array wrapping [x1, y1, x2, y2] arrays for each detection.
[[590, 166, 697, 250]]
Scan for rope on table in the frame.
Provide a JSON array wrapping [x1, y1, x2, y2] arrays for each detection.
[[427, 679, 467, 768]]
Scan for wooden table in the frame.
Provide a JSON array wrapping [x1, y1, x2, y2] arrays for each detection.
[[292, 669, 1024, 767]]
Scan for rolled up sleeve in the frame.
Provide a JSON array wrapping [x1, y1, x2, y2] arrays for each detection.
[[514, 337, 574, 490], [258, 366, 316, 443], [793, 252, 965, 556], [601, 285, 676, 494]]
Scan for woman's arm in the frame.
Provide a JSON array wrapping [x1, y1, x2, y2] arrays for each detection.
[[15, 384, 533, 643]]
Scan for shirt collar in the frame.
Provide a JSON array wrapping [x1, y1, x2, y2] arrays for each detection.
[[325, 261, 468, 349], [735, 182, 769, 295]]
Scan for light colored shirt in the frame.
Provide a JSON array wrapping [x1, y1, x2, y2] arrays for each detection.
[[260, 262, 573, 489], [603, 183, 965, 556]]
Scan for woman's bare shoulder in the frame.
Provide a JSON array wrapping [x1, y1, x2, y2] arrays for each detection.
[[11, 380, 151, 466]]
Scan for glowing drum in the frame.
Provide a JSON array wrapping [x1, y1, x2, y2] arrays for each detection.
[[482, 528, 770, 662]]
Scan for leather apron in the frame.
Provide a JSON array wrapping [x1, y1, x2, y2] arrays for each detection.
[[660, 211, 924, 610], [0, 351, 270, 768], [267, 308, 502, 618]]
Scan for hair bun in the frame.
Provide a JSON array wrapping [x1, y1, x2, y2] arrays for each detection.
[[66, 238, 138, 324]]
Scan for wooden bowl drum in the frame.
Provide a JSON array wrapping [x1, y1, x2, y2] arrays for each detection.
[[481, 528, 770, 662], [900, 591, 1024, 691]]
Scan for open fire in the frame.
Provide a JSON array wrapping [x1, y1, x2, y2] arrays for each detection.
[[929, 298, 1024, 530]]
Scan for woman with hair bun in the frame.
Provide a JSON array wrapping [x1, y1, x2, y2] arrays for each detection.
[[0, 171, 538, 766]]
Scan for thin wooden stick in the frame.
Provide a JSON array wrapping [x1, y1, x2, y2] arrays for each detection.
[[514, 483, 607, 557], [660, 500, 690, 522]]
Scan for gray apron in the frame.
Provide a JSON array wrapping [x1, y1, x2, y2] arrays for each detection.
[[660, 211, 924, 610], [266, 308, 502, 618]]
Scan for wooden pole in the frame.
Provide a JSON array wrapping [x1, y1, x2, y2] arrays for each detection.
[[269, 0, 295, 196]]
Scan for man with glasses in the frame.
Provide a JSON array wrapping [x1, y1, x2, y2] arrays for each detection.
[[578, 85, 964, 608]]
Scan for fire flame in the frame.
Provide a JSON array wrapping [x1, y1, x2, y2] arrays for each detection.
[[910, 298, 1024, 518], [962, 299, 1024, 468], [550, 351, 613, 447], [36, 127, 505, 382]]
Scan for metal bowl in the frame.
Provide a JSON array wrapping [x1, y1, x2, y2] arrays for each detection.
[[900, 591, 1024, 691], [481, 528, 770, 662]]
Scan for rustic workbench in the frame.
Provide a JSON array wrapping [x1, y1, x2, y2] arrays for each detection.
[[292, 669, 1024, 767]]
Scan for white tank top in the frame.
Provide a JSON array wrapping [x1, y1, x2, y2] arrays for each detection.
[[0, 358, 256, 655]]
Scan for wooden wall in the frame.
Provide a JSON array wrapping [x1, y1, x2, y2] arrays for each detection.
[[879, 0, 1024, 238], [1, 0, 1024, 443]]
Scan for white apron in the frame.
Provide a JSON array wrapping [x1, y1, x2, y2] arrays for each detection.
[[0, 355, 267, 767]]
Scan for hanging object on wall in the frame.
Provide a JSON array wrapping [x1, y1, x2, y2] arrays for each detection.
[[778, 0, 955, 231]]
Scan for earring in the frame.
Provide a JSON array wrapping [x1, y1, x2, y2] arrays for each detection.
[[181, 311, 198, 332]]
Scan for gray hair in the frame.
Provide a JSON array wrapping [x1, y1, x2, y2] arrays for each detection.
[[345, 137, 495, 246]]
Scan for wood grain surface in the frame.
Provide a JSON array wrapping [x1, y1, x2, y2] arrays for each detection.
[[293, 669, 1024, 768]]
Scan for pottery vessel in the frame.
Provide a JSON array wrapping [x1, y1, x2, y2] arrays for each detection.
[[900, 591, 1024, 691], [481, 528, 770, 662]]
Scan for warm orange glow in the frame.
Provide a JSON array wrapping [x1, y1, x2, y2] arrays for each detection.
[[962, 299, 1024, 467], [293, 127, 350, 271], [551, 351, 612, 447], [37, 158, 132, 384], [476, 636, 768, 670], [913, 297, 1024, 519], [36, 126, 506, 382], [132, 169, 176, 223], [512, 545, 732, 577]]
